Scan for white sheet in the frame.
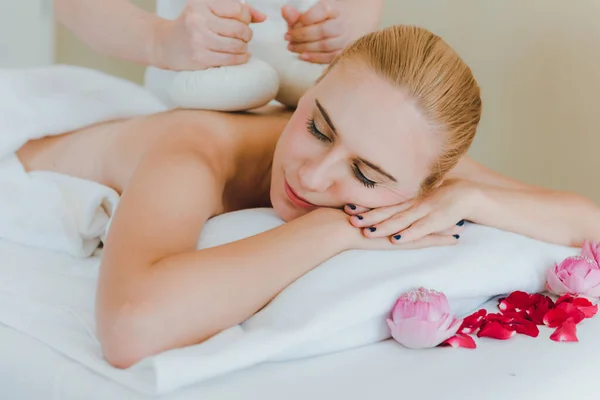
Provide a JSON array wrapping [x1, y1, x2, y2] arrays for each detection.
[[3, 300, 600, 400]]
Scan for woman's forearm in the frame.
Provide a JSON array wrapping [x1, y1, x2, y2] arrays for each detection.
[[98, 208, 354, 368], [468, 183, 600, 247], [55, 0, 162, 66]]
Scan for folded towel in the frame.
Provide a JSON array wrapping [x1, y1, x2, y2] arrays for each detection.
[[0, 65, 166, 256]]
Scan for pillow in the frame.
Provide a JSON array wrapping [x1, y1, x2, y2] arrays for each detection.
[[147, 206, 579, 392]]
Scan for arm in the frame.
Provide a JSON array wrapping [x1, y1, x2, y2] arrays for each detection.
[[55, 0, 161, 66], [448, 157, 600, 246], [97, 135, 353, 369], [55, 0, 265, 70]]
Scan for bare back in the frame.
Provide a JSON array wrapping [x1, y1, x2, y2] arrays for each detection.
[[17, 105, 291, 215]]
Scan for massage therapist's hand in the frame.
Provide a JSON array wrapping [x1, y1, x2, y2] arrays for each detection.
[[344, 180, 480, 248], [282, 0, 377, 64], [153, 0, 266, 70]]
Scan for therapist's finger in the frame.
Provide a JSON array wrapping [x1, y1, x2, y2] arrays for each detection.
[[208, 16, 253, 42], [209, 2, 265, 24], [206, 32, 248, 54], [289, 37, 345, 54], [281, 4, 302, 28], [299, 50, 341, 64], [206, 51, 251, 68], [286, 18, 343, 43], [298, 0, 341, 27]]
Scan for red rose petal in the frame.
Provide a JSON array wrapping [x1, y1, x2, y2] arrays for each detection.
[[486, 313, 512, 324], [477, 321, 516, 340], [441, 333, 477, 349], [556, 293, 576, 306], [543, 307, 569, 328], [459, 309, 487, 334], [549, 318, 578, 342], [572, 298, 598, 318], [526, 294, 555, 325], [498, 291, 532, 315], [506, 317, 540, 337], [557, 303, 585, 324]]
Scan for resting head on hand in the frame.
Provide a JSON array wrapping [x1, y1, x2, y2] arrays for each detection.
[[267, 25, 483, 249]]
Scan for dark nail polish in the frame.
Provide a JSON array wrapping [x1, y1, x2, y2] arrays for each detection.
[[348, 204, 356, 210], [453, 234, 460, 239], [356, 215, 364, 220], [369, 227, 376, 232], [456, 220, 465, 226], [393, 234, 401, 241]]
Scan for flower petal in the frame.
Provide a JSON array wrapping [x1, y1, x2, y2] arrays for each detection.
[[441, 333, 477, 349], [549, 318, 578, 342], [543, 308, 569, 328], [477, 321, 516, 340], [571, 297, 599, 318], [507, 317, 540, 337], [459, 309, 487, 334], [557, 303, 585, 324], [388, 315, 461, 349], [546, 265, 573, 295]]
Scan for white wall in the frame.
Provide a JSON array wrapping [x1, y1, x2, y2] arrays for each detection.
[[0, 0, 54, 67], [381, 0, 600, 203]]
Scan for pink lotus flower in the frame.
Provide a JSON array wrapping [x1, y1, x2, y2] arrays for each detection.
[[387, 287, 462, 349], [546, 256, 600, 298], [582, 240, 600, 265]]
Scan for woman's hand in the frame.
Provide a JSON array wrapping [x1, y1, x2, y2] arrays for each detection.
[[153, 0, 266, 70], [344, 180, 481, 248], [281, 0, 380, 64]]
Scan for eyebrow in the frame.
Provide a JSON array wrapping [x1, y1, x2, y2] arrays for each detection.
[[315, 98, 398, 183]]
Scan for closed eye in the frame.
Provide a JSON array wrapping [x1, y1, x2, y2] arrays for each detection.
[[306, 118, 330, 142], [306, 118, 377, 189]]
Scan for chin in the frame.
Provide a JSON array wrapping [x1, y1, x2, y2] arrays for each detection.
[[270, 196, 304, 222]]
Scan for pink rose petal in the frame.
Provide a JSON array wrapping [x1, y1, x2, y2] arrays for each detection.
[[549, 318, 578, 342]]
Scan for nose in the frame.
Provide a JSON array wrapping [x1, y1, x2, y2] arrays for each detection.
[[297, 151, 340, 193]]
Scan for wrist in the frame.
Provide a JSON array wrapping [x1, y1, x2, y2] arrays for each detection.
[[305, 208, 358, 251], [463, 181, 490, 224], [149, 18, 171, 69]]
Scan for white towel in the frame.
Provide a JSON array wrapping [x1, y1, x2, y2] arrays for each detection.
[[0, 65, 166, 257]]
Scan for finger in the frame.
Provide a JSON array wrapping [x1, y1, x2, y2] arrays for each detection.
[[205, 51, 251, 68], [350, 202, 415, 228], [209, 1, 252, 24], [437, 224, 464, 237], [206, 31, 248, 54], [248, 6, 267, 23], [285, 18, 342, 43], [298, 51, 341, 64], [391, 234, 459, 250], [298, 0, 340, 27], [207, 16, 253, 42], [281, 4, 302, 28], [344, 204, 370, 215], [288, 37, 345, 54], [393, 212, 456, 243], [364, 207, 429, 238]]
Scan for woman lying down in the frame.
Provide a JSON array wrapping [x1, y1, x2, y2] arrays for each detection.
[[16, 25, 600, 368]]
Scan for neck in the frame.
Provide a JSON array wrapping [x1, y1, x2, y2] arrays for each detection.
[[222, 108, 289, 213]]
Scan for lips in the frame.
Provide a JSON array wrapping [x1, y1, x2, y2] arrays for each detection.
[[284, 180, 315, 209]]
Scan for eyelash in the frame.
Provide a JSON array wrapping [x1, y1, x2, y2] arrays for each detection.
[[305, 118, 377, 189]]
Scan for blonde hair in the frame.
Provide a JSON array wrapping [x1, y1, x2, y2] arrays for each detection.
[[321, 25, 482, 196]]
